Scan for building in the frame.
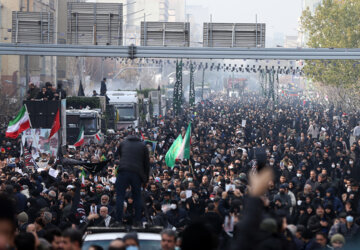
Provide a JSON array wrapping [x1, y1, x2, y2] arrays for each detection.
[[0, 0, 59, 99], [168, 0, 185, 22], [186, 5, 209, 47], [284, 35, 299, 48]]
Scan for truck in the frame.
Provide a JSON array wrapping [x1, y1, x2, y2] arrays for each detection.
[[66, 108, 102, 145], [107, 91, 139, 130]]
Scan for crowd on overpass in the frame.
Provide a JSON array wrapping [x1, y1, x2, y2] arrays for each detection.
[[1, 92, 360, 249]]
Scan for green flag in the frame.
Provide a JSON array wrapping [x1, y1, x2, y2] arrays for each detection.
[[165, 123, 191, 168], [80, 168, 86, 184], [177, 123, 191, 160], [165, 134, 183, 168]]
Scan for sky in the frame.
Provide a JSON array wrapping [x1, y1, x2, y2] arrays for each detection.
[[187, 0, 303, 46]]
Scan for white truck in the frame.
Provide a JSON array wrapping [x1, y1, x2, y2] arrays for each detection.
[[66, 108, 102, 145], [107, 91, 139, 130]]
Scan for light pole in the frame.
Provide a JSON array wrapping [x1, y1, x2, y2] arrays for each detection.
[[158, 84, 161, 117]]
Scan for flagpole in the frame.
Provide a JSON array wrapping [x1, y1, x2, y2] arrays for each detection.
[[57, 105, 62, 158], [24, 104, 33, 128]]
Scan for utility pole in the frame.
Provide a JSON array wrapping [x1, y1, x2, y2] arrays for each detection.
[[201, 67, 205, 100], [25, 0, 30, 90], [158, 84, 161, 117]]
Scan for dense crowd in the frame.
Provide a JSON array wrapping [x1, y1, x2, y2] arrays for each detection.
[[1, 92, 360, 250]]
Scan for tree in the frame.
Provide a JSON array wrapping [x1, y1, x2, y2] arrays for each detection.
[[300, 0, 360, 88]]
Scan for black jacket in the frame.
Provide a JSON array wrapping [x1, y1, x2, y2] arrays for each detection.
[[117, 136, 150, 183], [100, 80, 107, 96]]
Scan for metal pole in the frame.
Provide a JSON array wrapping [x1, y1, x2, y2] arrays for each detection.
[[260, 23, 263, 47], [163, 23, 166, 47], [76, 13, 78, 44], [231, 23, 235, 48], [25, 2, 29, 88], [143, 13, 147, 46], [255, 14, 258, 47], [206, 22, 209, 47], [40, 12, 43, 44], [108, 13, 111, 45], [15, 12, 19, 44], [210, 14, 213, 47], [47, 12, 50, 43], [117, 5, 121, 45], [158, 85, 161, 116], [93, 4, 97, 45], [201, 67, 205, 100]]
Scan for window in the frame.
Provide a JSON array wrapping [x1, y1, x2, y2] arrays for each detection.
[[81, 118, 97, 134], [117, 106, 136, 121]]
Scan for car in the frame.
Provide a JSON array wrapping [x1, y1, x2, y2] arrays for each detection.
[[82, 227, 162, 250]]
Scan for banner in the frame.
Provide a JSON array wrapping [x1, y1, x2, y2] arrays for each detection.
[[22, 129, 58, 157]]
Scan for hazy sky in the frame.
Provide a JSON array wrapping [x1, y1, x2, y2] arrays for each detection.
[[188, 0, 303, 45]]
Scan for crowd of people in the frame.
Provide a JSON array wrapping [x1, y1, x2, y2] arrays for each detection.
[[1, 91, 360, 250], [26, 81, 67, 101]]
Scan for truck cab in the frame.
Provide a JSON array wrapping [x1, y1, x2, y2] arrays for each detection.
[[107, 91, 138, 130], [66, 109, 101, 145]]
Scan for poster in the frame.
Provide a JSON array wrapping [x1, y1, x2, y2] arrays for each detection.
[[241, 120, 247, 127], [22, 129, 58, 157]]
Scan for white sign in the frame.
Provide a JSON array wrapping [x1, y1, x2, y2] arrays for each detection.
[[185, 190, 192, 199], [241, 120, 247, 127], [49, 168, 59, 178], [226, 184, 236, 192]]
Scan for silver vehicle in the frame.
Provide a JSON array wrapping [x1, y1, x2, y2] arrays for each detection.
[[82, 227, 162, 250]]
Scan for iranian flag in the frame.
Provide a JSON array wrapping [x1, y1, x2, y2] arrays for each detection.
[[48, 109, 60, 140], [6, 105, 31, 139], [165, 123, 191, 168], [95, 130, 102, 141], [74, 127, 85, 147]]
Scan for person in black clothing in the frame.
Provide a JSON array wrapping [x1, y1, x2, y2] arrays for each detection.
[[100, 78, 107, 96], [115, 134, 150, 226], [55, 81, 67, 100], [36, 87, 49, 100], [26, 83, 39, 100], [45, 82, 55, 100], [36, 86, 54, 101]]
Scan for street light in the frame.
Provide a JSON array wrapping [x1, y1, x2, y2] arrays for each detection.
[[158, 84, 161, 116]]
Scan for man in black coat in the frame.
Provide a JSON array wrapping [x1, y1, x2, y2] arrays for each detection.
[[100, 78, 107, 96], [115, 135, 150, 225]]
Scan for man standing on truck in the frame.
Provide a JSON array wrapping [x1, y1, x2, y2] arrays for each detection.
[[100, 78, 107, 96], [100, 78, 110, 104], [115, 133, 150, 226]]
